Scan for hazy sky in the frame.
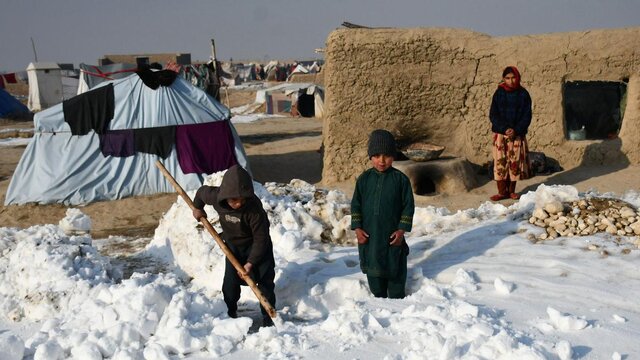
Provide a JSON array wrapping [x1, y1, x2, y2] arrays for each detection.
[[1, 0, 639, 72]]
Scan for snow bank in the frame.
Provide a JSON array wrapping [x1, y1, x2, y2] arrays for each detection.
[[1, 181, 639, 358]]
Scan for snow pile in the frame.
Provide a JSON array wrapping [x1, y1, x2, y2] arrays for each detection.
[[58, 208, 92, 234], [1, 179, 639, 358], [0, 225, 111, 322], [545, 307, 589, 331], [230, 113, 284, 124]]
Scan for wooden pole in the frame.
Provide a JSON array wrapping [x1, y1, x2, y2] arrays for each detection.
[[155, 161, 277, 318], [210, 38, 222, 101], [30, 37, 38, 62]]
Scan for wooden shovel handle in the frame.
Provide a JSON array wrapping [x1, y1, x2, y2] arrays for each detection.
[[155, 161, 277, 318]]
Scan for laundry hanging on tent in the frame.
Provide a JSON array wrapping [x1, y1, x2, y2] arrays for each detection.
[[179, 64, 212, 91], [63, 83, 114, 135], [136, 68, 179, 90], [175, 120, 238, 174], [133, 126, 176, 159], [99, 129, 135, 157]]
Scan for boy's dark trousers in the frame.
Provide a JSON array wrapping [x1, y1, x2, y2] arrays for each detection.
[[366, 256, 407, 299], [222, 243, 276, 318]]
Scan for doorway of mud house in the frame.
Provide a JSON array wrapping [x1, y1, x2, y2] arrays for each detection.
[[563, 80, 627, 140]]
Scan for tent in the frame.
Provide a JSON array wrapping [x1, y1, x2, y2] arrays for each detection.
[[259, 83, 324, 118], [0, 88, 30, 119], [232, 82, 325, 118], [77, 63, 138, 94], [5, 71, 249, 205], [27, 62, 63, 111]]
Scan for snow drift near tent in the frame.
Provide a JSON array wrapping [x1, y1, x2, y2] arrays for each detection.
[[5, 71, 249, 205]]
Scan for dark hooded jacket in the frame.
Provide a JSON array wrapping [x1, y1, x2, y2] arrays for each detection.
[[193, 165, 273, 266], [489, 67, 532, 137]]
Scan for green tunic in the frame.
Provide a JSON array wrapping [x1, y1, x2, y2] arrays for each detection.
[[351, 167, 414, 278]]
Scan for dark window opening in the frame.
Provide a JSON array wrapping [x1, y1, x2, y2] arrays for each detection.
[[297, 93, 315, 117], [563, 81, 627, 140], [414, 176, 436, 196]]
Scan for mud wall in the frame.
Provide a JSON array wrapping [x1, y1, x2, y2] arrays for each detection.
[[321, 27, 640, 184]]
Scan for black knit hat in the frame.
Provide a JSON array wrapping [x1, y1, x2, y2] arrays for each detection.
[[367, 129, 396, 158]]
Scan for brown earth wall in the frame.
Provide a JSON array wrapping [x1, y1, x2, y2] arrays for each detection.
[[321, 27, 640, 184]]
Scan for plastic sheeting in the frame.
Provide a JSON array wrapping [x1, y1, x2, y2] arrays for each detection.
[[5, 73, 249, 205], [0, 88, 29, 118]]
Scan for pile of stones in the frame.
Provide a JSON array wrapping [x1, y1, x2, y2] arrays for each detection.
[[528, 197, 640, 241]]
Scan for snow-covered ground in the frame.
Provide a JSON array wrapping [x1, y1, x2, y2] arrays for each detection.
[[1, 172, 639, 359], [0, 128, 33, 147], [230, 113, 285, 124]]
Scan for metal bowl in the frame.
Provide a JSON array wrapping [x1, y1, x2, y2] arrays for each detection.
[[401, 143, 445, 162]]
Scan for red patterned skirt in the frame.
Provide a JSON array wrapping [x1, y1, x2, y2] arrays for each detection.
[[492, 133, 531, 181]]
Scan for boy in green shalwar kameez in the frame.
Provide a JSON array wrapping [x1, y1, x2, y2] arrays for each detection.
[[351, 129, 415, 298]]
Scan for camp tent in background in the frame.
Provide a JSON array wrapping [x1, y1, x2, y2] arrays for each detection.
[[77, 63, 138, 94], [232, 82, 325, 118], [5, 70, 249, 205], [26, 62, 63, 111], [0, 87, 30, 119], [260, 83, 324, 118]]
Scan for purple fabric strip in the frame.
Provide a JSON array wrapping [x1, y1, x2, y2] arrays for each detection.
[[99, 129, 135, 157], [175, 120, 238, 174]]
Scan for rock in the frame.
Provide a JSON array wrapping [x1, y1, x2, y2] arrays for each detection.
[[544, 201, 564, 215], [529, 217, 536, 224], [620, 207, 636, 218], [630, 221, 640, 235], [533, 208, 549, 220], [602, 218, 615, 227], [553, 223, 567, 232]]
